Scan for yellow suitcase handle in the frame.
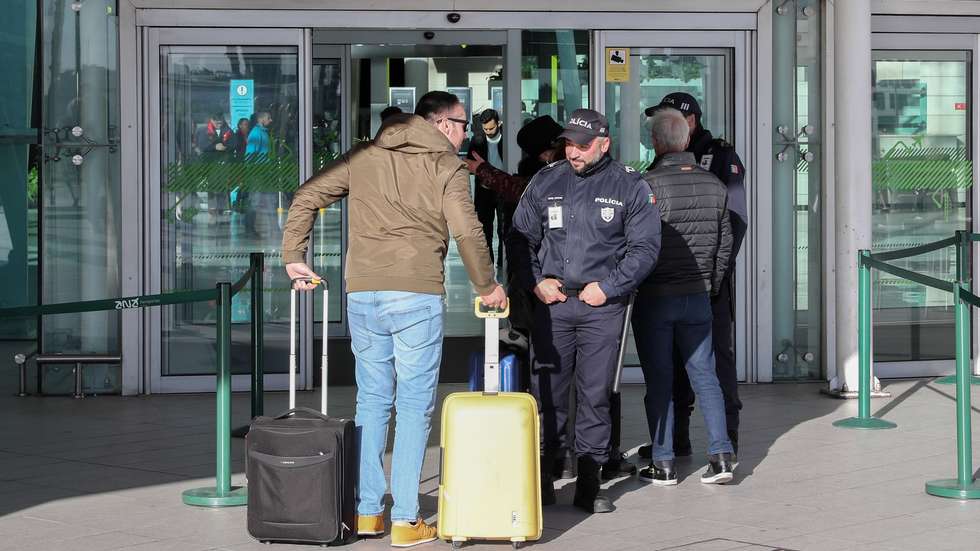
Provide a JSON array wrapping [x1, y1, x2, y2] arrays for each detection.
[[474, 297, 510, 319]]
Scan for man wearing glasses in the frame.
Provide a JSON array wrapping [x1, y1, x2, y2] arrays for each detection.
[[282, 91, 505, 547]]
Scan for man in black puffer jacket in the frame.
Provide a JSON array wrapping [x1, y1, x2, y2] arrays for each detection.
[[632, 108, 735, 487]]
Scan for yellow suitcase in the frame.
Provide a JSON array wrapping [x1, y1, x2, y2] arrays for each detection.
[[437, 299, 542, 549]]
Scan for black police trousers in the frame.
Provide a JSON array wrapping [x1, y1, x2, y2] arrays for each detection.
[[674, 275, 742, 435], [531, 296, 626, 464]]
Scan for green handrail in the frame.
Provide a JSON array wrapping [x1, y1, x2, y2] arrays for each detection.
[[834, 231, 980, 499]]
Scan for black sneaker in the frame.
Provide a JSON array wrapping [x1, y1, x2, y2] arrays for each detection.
[[638, 460, 677, 486], [700, 453, 736, 484], [601, 453, 637, 480]]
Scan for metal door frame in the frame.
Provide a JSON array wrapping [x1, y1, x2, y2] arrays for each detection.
[[595, 30, 755, 384], [145, 27, 307, 393]]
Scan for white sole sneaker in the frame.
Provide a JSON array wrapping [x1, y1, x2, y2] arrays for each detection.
[[391, 536, 438, 548], [700, 471, 734, 484], [649, 478, 678, 487]]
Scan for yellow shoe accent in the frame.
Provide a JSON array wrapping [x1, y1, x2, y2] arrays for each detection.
[[357, 514, 385, 537], [390, 519, 437, 548]]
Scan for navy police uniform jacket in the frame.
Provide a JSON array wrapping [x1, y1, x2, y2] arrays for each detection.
[[688, 127, 748, 265], [509, 154, 662, 300]]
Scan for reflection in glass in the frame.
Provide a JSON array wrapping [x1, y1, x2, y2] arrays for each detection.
[[312, 59, 344, 323], [351, 44, 504, 336], [606, 53, 729, 170], [871, 52, 972, 362], [160, 46, 299, 376]]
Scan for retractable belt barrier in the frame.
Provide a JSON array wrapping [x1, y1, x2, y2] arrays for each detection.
[[0, 252, 266, 508], [833, 231, 980, 499]]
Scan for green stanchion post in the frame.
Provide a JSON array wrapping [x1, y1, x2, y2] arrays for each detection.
[[936, 231, 980, 385], [183, 282, 248, 507], [926, 283, 980, 499], [834, 250, 897, 430], [251, 252, 264, 418], [232, 253, 265, 439]]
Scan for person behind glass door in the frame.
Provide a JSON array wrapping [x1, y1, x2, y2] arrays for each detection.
[[246, 110, 273, 158], [467, 108, 506, 270], [244, 111, 274, 238], [281, 91, 505, 547], [193, 111, 232, 215], [228, 117, 251, 209], [632, 107, 735, 486]]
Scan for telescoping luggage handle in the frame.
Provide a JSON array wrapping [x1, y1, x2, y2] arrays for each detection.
[[612, 293, 636, 395], [289, 277, 329, 414], [474, 297, 510, 394]]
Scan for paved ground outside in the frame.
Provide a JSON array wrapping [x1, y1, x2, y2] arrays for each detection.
[[2, 367, 980, 551]]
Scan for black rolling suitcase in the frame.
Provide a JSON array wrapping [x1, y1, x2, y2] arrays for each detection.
[[246, 282, 356, 546]]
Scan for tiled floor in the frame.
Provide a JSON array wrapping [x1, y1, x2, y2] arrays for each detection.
[[2, 361, 980, 550]]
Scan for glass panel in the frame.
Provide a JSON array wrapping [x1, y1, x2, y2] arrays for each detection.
[[520, 31, 590, 125], [606, 51, 730, 168], [160, 45, 299, 376], [312, 59, 343, 323], [0, 0, 39, 340], [871, 51, 971, 362], [771, 0, 823, 380], [40, 0, 121, 393], [351, 43, 504, 336]]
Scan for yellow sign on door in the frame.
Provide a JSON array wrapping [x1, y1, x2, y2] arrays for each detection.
[[606, 48, 630, 82]]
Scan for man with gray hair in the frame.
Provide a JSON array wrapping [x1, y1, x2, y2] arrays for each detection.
[[631, 107, 736, 486]]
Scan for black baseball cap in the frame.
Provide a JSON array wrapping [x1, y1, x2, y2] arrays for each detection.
[[559, 108, 609, 145], [644, 92, 702, 117]]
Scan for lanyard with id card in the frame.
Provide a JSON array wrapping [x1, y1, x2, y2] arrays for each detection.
[[548, 203, 563, 229]]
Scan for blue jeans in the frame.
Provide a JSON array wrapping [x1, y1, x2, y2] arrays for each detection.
[[348, 291, 444, 522], [631, 291, 733, 461]]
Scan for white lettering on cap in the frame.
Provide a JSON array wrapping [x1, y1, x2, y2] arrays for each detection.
[[569, 118, 593, 129]]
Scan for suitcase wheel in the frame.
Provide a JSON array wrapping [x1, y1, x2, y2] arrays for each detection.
[[451, 541, 463, 549], [512, 543, 521, 550]]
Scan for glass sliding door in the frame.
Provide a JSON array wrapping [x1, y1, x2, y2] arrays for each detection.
[[870, 40, 974, 374], [148, 29, 306, 392], [599, 31, 748, 383]]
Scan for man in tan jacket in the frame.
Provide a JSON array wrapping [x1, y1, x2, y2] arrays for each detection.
[[282, 91, 505, 547]]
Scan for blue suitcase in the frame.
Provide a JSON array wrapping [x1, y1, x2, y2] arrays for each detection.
[[468, 351, 521, 392]]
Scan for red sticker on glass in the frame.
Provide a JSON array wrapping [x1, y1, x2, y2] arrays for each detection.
[[955, 102, 967, 110]]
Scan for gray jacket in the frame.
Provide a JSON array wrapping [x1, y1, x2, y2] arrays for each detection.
[[640, 152, 732, 297]]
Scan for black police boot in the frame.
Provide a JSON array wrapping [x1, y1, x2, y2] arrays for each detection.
[[540, 452, 557, 506], [573, 457, 615, 514], [552, 448, 577, 480], [600, 449, 637, 480], [674, 415, 693, 457], [728, 429, 739, 457], [700, 452, 736, 485], [638, 459, 677, 486], [638, 443, 652, 459]]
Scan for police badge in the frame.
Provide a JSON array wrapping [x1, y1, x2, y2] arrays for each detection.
[[600, 206, 615, 222]]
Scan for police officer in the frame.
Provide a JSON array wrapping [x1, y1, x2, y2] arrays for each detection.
[[510, 108, 661, 513], [637, 92, 748, 459]]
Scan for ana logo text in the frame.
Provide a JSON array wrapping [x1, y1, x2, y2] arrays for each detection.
[[114, 297, 140, 310]]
